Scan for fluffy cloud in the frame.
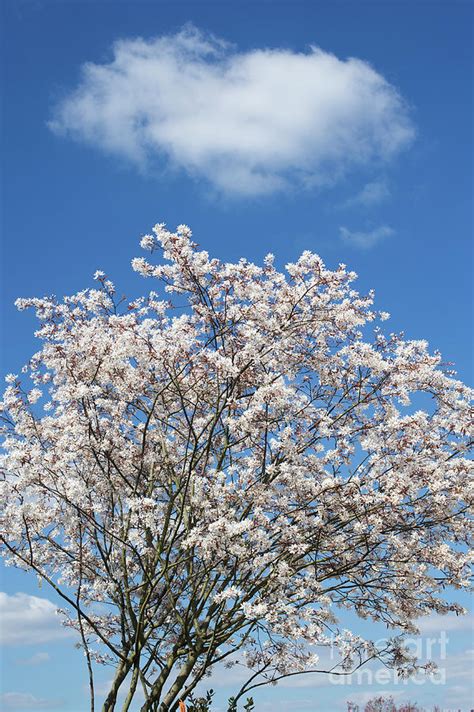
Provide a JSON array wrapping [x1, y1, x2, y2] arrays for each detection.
[[16, 651, 51, 665], [0, 592, 74, 645], [417, 612, 474, 635], [339, 224, 395, 249], [0, 692, 63, 710], [343, 179, 391, 208], [49, 25, 415, 196]]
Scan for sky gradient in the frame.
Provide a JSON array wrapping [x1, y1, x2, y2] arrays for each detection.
[[1, 1, 473, 710]]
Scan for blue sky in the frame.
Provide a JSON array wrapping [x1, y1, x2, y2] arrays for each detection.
[[0, 1, 473, 710]]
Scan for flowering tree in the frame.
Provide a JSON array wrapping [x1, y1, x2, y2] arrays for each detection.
[[1, 223, 472, 712]]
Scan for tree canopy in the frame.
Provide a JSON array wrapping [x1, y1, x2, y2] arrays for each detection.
[[1, 223, 472, 711]]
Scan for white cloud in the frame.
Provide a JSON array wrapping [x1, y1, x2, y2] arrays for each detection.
[[256, 700, 321, 711], [0, 592, 74, 645], [0, 692, 63, 710], [16, 651, 51, 665], [49, 24, 415, 196], [344, 179, 391, 208], [445, 648, 474, 683], [339, 224, 394, 249], [416, 612, 474, 635]]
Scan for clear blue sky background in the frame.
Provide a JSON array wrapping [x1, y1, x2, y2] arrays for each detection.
[[0, 1, 472, 711]]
